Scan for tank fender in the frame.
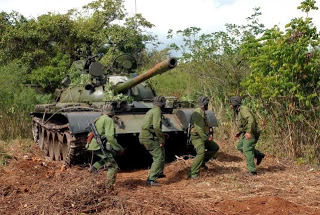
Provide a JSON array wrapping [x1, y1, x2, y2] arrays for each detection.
[[175, 109, 218, 130], [63, 112, 102, 134], [64, 112, 184, 134]]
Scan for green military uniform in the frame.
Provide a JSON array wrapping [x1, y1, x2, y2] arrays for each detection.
[[86, 114, 123, 187], [235, 105, 264, 173], [139, 106, 165, 182], [190, 107, 219, 178]]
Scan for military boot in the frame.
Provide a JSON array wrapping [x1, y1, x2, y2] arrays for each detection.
[[248, 171, 257, 176], [256, 153, 265, 166], [158, 173, 166, 178], [147, 179, 161, 186]]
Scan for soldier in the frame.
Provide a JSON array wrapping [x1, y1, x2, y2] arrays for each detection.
[[86, 104, 124, 189], [230, 96, 265, 175], [189, 96, 220, 179], [139, 96, 167, 186]]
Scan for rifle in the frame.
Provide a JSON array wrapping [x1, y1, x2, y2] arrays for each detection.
[[89, 122, 111, 156], [186, 122, 192, 145]]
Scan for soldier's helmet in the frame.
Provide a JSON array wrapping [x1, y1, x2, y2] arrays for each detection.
[[229, 96, 242, 107], [102, 104, 115, 116], [153, 96, 166, 107], [198, 96, 209, 107]]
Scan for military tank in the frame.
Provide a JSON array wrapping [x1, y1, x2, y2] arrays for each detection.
[[31, 54, 218, 167]]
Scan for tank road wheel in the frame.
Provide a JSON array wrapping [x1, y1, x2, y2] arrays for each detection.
[[61, 133, 69, 161], [48, 131, 55, 160], [39, 127, 45, 150], [52, 132, 61, 161], [43, 129, 49, 156], [32, 121, 39, 144], [56, 133, 64, 161], [64, 132, 77, 166]]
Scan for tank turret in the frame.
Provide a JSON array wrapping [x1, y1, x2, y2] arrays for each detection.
[[56, 55, 177, 103]]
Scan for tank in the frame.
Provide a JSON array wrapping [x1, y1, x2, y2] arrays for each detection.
[[31, 54, 218, 167]]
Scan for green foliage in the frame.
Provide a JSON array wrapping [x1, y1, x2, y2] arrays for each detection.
[[298, 0, 319, 13], [240, 2, 320, 160], [0, 0, 157, 91], [103, 84, 134, 102], [30, 53, 69, 90], [241, 10, 320, 105], [165, 8, 265, 103], [0, 61, 53, 140]]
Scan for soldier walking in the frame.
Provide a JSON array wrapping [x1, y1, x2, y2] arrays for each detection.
[[230, 96, 265, 175], [86, 104, 124, 190], [189, 96, 220, 179], [139, 96, 167, 186]]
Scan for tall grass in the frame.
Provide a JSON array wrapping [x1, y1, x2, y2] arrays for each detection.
[[0, 61, 52, 141]]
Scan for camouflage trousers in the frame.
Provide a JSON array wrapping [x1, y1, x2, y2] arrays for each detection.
[[92, 152, 118, 188]]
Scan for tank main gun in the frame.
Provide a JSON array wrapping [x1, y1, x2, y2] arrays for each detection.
[[114, 58, 177, 94]]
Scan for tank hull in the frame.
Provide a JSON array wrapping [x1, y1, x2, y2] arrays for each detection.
[[31, 108, 218, 166]]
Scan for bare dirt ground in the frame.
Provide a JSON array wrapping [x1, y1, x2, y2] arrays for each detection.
[[1, 139, 320, 215]]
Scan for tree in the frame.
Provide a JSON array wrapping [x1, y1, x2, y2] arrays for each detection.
[[165, 8, 265, 100], [241, 1, 320, 158], [0, 0, 157, 91]]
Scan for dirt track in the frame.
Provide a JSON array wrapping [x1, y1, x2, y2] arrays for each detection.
[[1, 140, 320, 215]]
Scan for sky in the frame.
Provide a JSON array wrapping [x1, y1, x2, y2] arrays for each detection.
[[1, 0, 320, 48]]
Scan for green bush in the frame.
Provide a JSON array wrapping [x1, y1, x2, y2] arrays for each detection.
[[0, 61, 53, 140]]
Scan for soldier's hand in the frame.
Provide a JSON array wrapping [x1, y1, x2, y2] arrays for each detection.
[[208, 135, 213, 141], [235, 132, 241, 138], [245, 132, 252, 139], [160, 143, 165, 147], [118, 150, 125, 156]]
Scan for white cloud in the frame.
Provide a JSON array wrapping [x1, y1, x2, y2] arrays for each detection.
[[125, 0, 319, 32], [1, 0, 92, 17], [1, 0, 320, 38]]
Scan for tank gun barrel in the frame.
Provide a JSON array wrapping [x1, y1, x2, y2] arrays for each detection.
[[115, 58, 177, 94]]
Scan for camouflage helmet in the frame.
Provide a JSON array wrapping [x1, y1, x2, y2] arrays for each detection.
[[229, 96, 242, 107], [153, 95, 166, 107], [102, 104, 115, 116], [198, 96, 209, 107]]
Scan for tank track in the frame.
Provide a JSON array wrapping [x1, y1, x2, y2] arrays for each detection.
[[32, 117, 88, 166]]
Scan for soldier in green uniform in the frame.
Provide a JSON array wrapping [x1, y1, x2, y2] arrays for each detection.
[[139, 96, 166, 186], [189, 96, 220, 179], [230, 96, 265, 175], [86, 104, 124, 189]]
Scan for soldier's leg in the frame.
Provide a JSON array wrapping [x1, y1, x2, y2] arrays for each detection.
[[236, 137, 244, 154], [254, 148, 264, 157], [105, 154, 119, 188], [190, 138, 205, 177], [203, 140, 219, 164], [252, 138, 265, 165], [148, 145, 165, 181], [243, 137, 257, 173], [92, 153, 107, 170], [158, 147, 165, 176]]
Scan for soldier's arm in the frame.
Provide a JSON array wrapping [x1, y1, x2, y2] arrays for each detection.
[[241, 109, 254, 135], [105, 118, 123, 152], [153, 110, 165, 145], [192, 112, 209, 141]]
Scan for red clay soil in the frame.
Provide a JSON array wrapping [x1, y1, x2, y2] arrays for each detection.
[[1, 140, 320, 215]]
